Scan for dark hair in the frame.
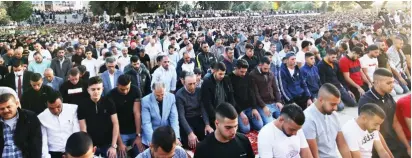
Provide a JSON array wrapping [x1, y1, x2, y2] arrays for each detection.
[[30, 73, 42, 82], [215, 102, 238, 120], [65, 132, 93, 157], [77, 65, 87, 74], [88, 76, 103, 87], [373, 68, 393, 78], [326, 48, 338, 55], [281, 103, 305, 125], [33, 51, 41, 57], [225, 47, 234, 52], [339, 43, 348, 51], [320, 83, 341, 98], [301, 41, 312, 49], [264, 52, 273, 56], [117, 75, 131, 86], [351, 46, 362, 54], [68, 67, 80, 77], [367, 44, 379, 52], [0, 93, 16, 104], [151, 126, 176, 153], [47, 91, 63, 104], [291, 37, 297, 42], [245, 43, 254, 50], [12, 60, 23, 67], [305, 52, 315, 58], [193, 67, 202, 75], [260, 56, 271, 65], [156, 55, 164, 63], [168, 45, 175, 50], [213, 62, 226, 72], [359, 103, 386, 119], [235, 59, 249, 69], [130, 55, 140, 63]]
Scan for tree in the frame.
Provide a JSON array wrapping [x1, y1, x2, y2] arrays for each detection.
[[231, 2, 247, 12], [89, 1, 180, 15], [354, 1, 374, 9], [0, 7, 10, 25], [181, 4, 192, 12], [2, 1, 32, 22], [196, 1, 232, 10]]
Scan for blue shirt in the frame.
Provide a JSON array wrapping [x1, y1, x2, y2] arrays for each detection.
[[28, 60, 51, 76]]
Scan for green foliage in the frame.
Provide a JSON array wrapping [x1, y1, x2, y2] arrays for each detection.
[[181, 4, 192, 12], [2, 1, 32, 22], [89, 1, 180, 15], [279, 2, 315, 11], [249, 1, 270, 11], [196, 1, 232, 10], [355, 1, 374, 9], [0, 7, 10, 25]]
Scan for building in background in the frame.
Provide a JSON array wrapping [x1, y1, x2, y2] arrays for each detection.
[[32, 1, 87, 11]]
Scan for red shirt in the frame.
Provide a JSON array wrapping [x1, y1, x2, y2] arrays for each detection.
[[339, 55, 363, 86], [396, 95, 411, 141]]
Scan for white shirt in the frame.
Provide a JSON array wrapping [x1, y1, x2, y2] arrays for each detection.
[[262, 41, 271, 52], [296, 51, 305, 66], [179, 47, 195, 59], [81, 58, 98, 78], [342, 119, 380, 158], [109, 72, 115, 89], [15, 73, 23, 94], [145, 44, 162, 60], [38, 104, 80, 158], [117, 54, 131, 72], [359, 54, 378, 82], [258, 121, 309, 158], [181, 62, 195, 73], [151, 66, 177, 91]]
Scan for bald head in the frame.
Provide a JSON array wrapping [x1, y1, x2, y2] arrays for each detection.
[[44, 68, 55, 82]]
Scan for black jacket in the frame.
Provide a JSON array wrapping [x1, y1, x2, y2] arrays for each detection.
[[125, 67, 151, 96], [196, 51, 217, 76], [200, 75, 236, 121], [0, 108, 42, 158], [21, 85, 55, 115], [2, 71, 33, 93], [317, 59, 347, 90]]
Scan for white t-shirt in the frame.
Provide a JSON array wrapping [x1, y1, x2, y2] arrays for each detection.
[[258, 121, 308, 158], [81, 58, 98, 78], [342, 119, 380, 158], [359, 54, 378, 82], [296, 51, 305, 66]]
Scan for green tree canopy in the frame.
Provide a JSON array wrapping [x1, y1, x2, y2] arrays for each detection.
[[181, 4, 192, 12], [195, 1, 232, 10], [89, 1, 180, 15], [2, 1, 32, 22]]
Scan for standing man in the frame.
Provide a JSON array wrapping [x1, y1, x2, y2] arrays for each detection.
[[258, 104, 313, 158], [151, 55, 177, 93], [50, 48, 72, 80], [141, 82, 180, 147], [77, 76, 119, 158], [101, 57, 123, 96], [124, 56, 152, 96], [194, 102, 255, 158], [296, 41, 312, 68], [28, 52, 51, 76], [2, 60, 33, 98], [106, 75, 144, 157], [201, 62, 236, 128], [38, 92, 80, 158], [0, 93, 42, 158], [196, 42, 217, 75], [358, 68, 410, 157], [20, 73, 54, 115], [175, 72, 213, 149], [342, 103, 391, 158], [302, 83, 352, 158], [300, 53, 321, 99], [360, 45, 380, 89], [42, 68, 64, 91], [59, 68, 87, 105]]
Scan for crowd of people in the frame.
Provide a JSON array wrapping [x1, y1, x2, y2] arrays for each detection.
[[0, 7, 410, 158]]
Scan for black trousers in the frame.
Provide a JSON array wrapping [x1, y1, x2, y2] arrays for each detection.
[[180, 116, 207, 149], [349, 83, 369, 102], [286, 95, 310, 110], [49, 151, 64, 158]]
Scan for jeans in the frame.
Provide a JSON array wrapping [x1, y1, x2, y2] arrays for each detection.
[[121, 134, 140, 157], [95, 145, 110, 158], [260, 104, 280, 124], [394, 73, 410, 94], [238, 108, 264, 133], [338, 87, 357, 109]]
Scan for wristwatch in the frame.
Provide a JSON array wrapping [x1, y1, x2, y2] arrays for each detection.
[[137, 133, 141, 137], [111, 144, 117, 149]]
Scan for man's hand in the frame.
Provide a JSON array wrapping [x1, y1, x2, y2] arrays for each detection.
[[204, 125, 214, 135], [132, 136, 145, 153], [251, 109, 260, 120], [240, 112, 249, 126], [188, 132, 199, 149], [263, 106, 271, 117], [400, 78, 408, 86], [107, 146, 117, 158], [118, 143, 127, 158], [358, 87, 365, 96], [407, 145, 411, 157], [275, 102, 283, 110], [348, 90, 355, 99], [307, 99, 313, 106]]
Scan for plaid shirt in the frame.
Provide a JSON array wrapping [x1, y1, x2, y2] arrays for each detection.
[[1, 113, 23, 158]]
